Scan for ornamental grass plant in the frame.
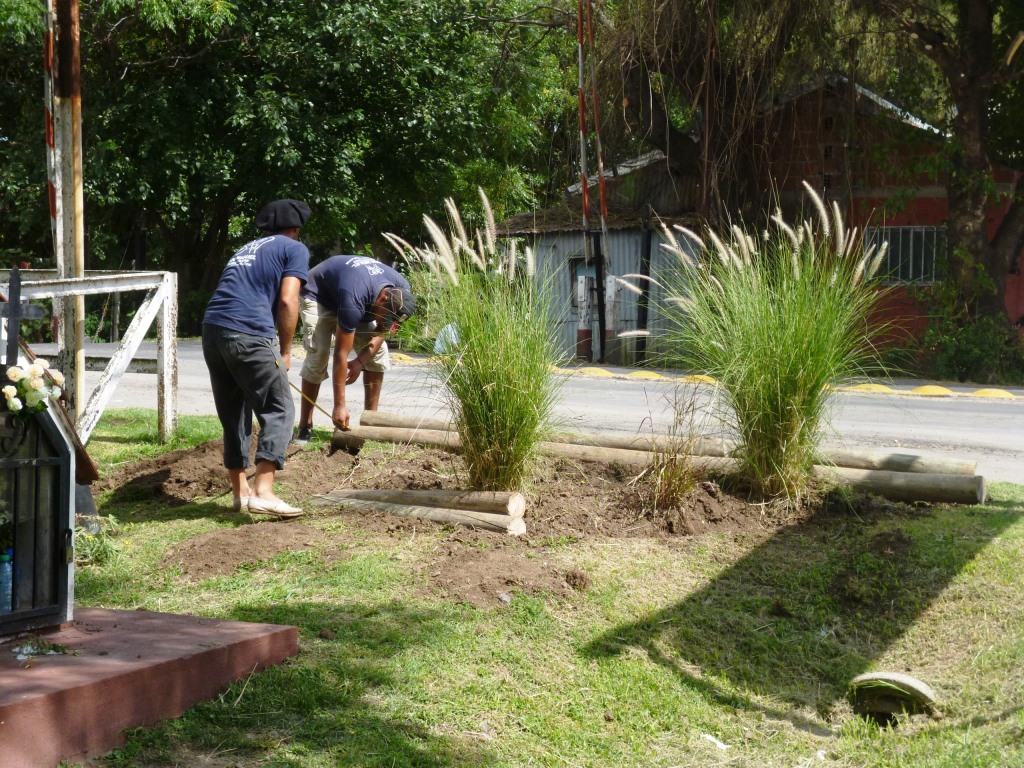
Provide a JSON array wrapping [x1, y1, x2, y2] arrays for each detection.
[[385, 192, 564, 491], [656, 183, 890, 498]]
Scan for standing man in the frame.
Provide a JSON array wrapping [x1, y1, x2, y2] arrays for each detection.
[[294, 255, 416, 441], [202, 199, 311, 518]]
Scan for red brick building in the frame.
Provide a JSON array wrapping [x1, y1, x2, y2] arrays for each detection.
[[755, 75, 1024, 336]]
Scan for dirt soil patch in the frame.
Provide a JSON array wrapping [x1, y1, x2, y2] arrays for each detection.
[[99, 439, 897, 607]]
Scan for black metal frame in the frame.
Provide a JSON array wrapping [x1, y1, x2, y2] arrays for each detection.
[[0, 408, 72, 636]]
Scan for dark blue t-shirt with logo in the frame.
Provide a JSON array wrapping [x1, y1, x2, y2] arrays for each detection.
[[301, 255, 411, 332], [204, 234, 310, 337]]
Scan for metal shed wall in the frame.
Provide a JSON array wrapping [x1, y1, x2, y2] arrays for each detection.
[[526, 227, 695, 364]]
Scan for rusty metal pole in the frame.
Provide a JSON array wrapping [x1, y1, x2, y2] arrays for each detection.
[[52, 0, 86, 418]]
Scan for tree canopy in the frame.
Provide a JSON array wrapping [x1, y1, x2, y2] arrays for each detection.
[[0, 0, 572, 329], [2, 0, 1022, 339]]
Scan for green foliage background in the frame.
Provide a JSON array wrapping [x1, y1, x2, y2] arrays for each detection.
[[0, 0, 573, 330]]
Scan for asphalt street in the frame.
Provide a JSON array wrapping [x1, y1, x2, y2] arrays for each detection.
[[39, 340, 1024, 485]]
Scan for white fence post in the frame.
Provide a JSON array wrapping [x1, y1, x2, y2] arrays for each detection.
[[4, 270, 179, 444]]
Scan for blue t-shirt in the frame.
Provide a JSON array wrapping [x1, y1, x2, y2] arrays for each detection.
[[204, 234, 310, 337], [301, 255, 411, 332]]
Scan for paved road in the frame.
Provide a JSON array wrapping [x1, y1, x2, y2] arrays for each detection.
[[41, 341, 1024, 484]]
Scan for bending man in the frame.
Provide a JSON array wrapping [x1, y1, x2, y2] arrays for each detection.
[[202, 199, 310, 518], [295, 255, 415, 440]]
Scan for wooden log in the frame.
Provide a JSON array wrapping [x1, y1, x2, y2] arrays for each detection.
[[336, 423, 737, 471], [312, 496, 527, 535], [330, 431, 365, 455], [539, 441, 738, 472], [816, 448, 976, 476], [360, 410, 452, 431], [341, 422, 987, 505], [358, 410, 734, 457], [321, 488, 526, 518], [813, 466, 987, 504], [360, 411, 980, 476], [336, 425, 460, 450]]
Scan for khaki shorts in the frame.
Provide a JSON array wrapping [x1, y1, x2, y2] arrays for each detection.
[[299, 296, 391, 384]]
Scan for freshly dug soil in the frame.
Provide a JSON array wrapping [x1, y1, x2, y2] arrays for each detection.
[[97, 438, 902, 608]]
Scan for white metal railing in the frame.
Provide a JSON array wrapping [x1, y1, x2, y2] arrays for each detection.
[[864, 226, 945, 284], [0, 270, 178, 443]]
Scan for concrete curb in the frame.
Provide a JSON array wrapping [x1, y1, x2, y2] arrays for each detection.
[[390, 353, 1024, 399]]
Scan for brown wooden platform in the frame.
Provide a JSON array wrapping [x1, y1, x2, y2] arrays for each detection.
[[0, 607, 298, 768]]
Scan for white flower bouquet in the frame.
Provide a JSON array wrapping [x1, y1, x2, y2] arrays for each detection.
[[3, 359, 64, 417]]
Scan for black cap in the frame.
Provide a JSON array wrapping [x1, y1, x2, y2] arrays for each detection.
[[255, 199, 311, 232]]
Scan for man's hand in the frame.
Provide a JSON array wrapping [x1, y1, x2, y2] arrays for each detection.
[[332, 403, 351, 431], [345, 359, 363, 385], [280, 350, 292, 371]]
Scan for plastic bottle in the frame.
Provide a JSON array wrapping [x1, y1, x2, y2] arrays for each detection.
[[0, 553, 12, 614]]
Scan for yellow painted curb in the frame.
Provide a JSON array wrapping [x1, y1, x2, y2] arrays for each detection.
[[910, 385, 955, 397], [845, 383, 896, 394], [576, 367, 615, 377], [627, 371, 666, 380], [677, 374, 718, 385], [967, 388, 1018, 399], [392, 353, 421, 364]]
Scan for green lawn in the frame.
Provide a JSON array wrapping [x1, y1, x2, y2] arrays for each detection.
[[71, 410, 1024, 768]]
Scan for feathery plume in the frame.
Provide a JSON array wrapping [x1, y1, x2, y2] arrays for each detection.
[[505, 239, 517, 280], [707, 227, 741, 269], [831, 199, 845, 255], [423, 214, 454, 264], [665, 295, 695, 311], [620, 273, 667, 291], [801, 181, 831, 239], [732, 225, 752, 266], [771, 211, 801, 252], [614, 277, 644, 296], [445, 197, 469, 253], [479, 188, 497, 256], [867, 241, 888, 279], [672, 224, 707, 252]]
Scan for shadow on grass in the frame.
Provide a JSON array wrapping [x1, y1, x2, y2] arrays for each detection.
[[107, 600, 493, 768], [582, 499, 1021, 730], [96, 494, 239, 524]]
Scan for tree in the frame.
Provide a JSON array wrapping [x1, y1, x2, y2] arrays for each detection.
[[850, 1, 1024, 324], [602, 0, 842, 224], [0, 0, 570, 330]]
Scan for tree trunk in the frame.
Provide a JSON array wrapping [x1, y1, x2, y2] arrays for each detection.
[[947, 79, 1003, 320]]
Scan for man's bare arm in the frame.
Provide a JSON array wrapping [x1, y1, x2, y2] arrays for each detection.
[[345, 334, 386, 384], [331, 328, 356, 429], [276, 276, 303, 369]]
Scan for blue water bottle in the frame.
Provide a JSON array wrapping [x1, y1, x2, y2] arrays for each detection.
[[0, 553, 12, 613]]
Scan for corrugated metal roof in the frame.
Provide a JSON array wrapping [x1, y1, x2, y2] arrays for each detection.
[[498, 202, 699, 236]]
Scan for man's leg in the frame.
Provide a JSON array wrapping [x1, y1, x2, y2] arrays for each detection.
[[356, 329, 391, 411], [299, 378, 322, 429], [297, 299, 334, 436], [363, 370, 384, 410]]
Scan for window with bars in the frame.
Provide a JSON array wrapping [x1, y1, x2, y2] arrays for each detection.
[[864, 226, 946, 284]]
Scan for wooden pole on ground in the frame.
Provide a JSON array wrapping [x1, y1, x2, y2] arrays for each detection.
[[814, 466, 987, 505], [321, 488, 526, 518], [358, 412, 977, 475], [816, 448, 976, 476], [311, 495, 527, 535], [334, 424, 737, 472], [337, 420, 988, 505], [357, 412, 733, 457]]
